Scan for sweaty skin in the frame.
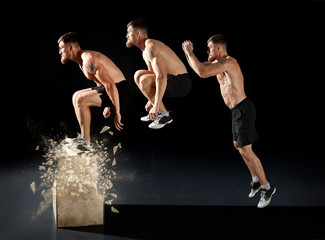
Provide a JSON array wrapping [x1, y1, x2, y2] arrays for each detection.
[[58, 40, 126, 133], [182, 39, 269, 188], [80, 50, 125, 128], [79, 51, 125, 86], [182, 40, 246, 109], [126, 25, 187, 119], [213, 56, 246, 109], [142, 39, 188, 76], [142, 39, 188, 117]]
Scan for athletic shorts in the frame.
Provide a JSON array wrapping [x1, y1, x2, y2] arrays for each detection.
[[231, 98, 259, 148], [91, 80, 128, 108], [164, 73, 191, 97]]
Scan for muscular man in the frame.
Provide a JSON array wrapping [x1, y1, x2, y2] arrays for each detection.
[[126, 19, 191, 129], [58, 32, 128, 147], [182, 34, 276, 208]]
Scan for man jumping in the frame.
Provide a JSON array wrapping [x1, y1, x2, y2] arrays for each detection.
[[182, 34, 276, 208], [126, 19, 191, 129], [58, 32, 128, 148]]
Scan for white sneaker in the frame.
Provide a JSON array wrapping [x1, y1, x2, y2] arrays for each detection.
[[68, 137, 90, 147], [140, 114, 153, 122], [66, 137, 91, 153], [249, 181, 261, 198], [148, 112, 173, 129], [257, 185, 276, 208]]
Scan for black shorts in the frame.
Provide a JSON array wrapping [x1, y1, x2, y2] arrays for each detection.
[[91, 80, 128, 108], [164, 73, 191, 97], [231, 98, 259, 148]]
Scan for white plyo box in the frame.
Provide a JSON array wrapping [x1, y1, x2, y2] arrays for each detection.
[[53, 156, 104, 228]]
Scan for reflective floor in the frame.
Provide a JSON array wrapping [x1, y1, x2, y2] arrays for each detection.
[[1, 146, 324, 239]]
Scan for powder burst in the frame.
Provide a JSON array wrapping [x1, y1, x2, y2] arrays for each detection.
[[31, 133, 121, 222]]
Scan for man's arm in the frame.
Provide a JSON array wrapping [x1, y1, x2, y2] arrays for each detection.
[[85, 60, 124, 131], [144, 58, 153, 71], [145, 43, 167, 119], [182, 40, 229, 78]]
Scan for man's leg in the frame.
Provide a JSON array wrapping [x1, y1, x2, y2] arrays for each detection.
[[234, 142, 268, 186], [234, 143, 276, 208], [72, 89, 102, 141], [72, 88, 92, 126], [134, 70, 167, 113], [234, 141, 276, 208]]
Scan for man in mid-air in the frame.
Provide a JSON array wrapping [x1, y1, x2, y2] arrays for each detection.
[[182, 34, 276, 208], [126, 19, 191, 129]]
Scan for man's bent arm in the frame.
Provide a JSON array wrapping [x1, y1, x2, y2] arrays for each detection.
[[85, 60, 123, 130], [185, 51, 228, 78], [95, 68, 120, 114], [183, 41, 229, 78], [95, 68, 124, 130], [85, 61, 120, 113], [184, 51, 207, 77], [151, 55, 167, 110], [145, 43, 167, 113]]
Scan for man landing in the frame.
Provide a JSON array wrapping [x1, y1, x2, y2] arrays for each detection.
[[58, 32, 128, 148]]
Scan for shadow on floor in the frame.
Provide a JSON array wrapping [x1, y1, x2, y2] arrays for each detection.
[[63, 204, 325, 239]]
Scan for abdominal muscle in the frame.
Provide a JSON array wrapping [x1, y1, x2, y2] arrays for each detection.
[[221, 87, 246, 109], [218, 74, 247, 109]]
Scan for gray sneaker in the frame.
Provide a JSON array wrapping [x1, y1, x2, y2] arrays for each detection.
[[140, 114, 154, 122], [249, 181, 261, 198], [148, 112, 173, 129], [68, 137, 90, 146], [257, 185, 276, 208]]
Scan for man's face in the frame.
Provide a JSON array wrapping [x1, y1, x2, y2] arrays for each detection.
[[126, 26, 138, 48], [58, 41, 71, 64], [207, 41, 218, 62]]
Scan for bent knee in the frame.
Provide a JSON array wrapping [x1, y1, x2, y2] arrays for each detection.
[[134, 70, 155, 86], [75, 93, 89, 107], [139, 75, 152, 89], [134, 70, 145, 84], [72, 91, 80, 106]]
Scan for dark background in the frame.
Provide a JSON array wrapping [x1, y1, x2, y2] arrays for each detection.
[[1, 1, 325, 239], [0, 1, 323, 202], [9, 1, 320, 157]]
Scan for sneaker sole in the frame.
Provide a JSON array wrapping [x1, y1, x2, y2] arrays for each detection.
[[148, 119, 173, 129], [257, 187, 276, 208]]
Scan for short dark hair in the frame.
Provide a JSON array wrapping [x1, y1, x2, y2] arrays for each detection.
[[127, 18, 149, 34], [58, 32, 80, 45], [207, 34, 228, 48]]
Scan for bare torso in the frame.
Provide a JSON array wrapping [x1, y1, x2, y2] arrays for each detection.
[[215, 56, 247, 109], [143, 39, 187, 75], [79, 50, 125, 85]]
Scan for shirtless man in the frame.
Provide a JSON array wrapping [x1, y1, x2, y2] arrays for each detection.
[[182, 34, 276, 208], [126, 19, 191, 129], [58, 32, 128, 148]]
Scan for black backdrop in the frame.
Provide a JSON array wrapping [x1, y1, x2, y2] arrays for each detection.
[[5, 1, 322, 159]]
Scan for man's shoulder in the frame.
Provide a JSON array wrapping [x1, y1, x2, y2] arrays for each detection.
[[145, 39, 165, 50], [81, 50, 105, 62], [145, 38, 157, 45], [81, 51, 94, 62], [215, 56, 238, 68], [82, 51, 113, 69], [226, 56, 238, 64], [143, 39, 159, 60]]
